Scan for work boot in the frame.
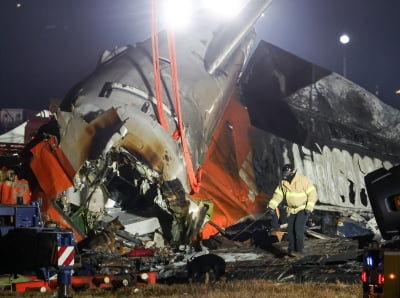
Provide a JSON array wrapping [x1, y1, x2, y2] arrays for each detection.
[[288, 251, 304, 258]]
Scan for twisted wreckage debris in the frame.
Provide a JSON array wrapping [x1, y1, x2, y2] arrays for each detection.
[[70, 208, 367, 285], [218, 238, 363, 284]]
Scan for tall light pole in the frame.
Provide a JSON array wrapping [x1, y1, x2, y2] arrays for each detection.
[[339, 33, 350, 78]]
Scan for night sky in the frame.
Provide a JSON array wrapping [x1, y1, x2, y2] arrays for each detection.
[[1, 0, 399, 110]]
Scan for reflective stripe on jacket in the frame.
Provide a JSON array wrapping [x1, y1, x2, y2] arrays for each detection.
[[268, 172, 317, 214]]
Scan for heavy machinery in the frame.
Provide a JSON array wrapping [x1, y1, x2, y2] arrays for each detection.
[[0, 201, 161, 295], [0, 200, 76, 296], [362, 164, 400, 297]]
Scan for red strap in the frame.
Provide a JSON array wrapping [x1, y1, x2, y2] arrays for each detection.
[[166, 28, 202, 194], [151, 0, 168, 130]]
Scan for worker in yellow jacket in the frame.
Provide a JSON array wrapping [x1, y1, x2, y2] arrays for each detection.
[[267, 164, 317, 257]]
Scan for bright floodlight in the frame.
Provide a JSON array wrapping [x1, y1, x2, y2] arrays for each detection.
[[163, 0, 193, 29], [339, 33, 350, 45], [163, 0, 247, 29], [202, 0, 247, 19]]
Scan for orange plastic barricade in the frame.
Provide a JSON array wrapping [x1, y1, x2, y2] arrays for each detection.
[[0, 177, 30, 204]]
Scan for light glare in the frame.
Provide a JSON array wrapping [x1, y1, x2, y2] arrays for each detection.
[[202, 0, 247, 19], [163, 0, 193, 29]]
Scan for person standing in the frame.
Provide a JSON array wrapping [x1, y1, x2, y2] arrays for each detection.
[[267, 164, 317, 257]]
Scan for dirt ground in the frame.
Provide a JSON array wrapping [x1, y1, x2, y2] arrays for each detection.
[[0, 237, 365, 297], [1, 280, 363, 297]]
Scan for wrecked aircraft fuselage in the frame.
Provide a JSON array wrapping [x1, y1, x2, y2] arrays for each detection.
[[24, 0, 273, 244]]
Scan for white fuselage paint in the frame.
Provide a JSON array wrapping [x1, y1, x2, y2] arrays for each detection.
[[290, 143, 393, 210]]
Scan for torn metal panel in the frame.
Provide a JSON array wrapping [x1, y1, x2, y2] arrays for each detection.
[[57, 108, 125, 172], [337, 217, 373, 238], [102, 210, 161, 237]]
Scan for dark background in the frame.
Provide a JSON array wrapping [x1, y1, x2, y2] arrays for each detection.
[[1, 0, 399, 110]]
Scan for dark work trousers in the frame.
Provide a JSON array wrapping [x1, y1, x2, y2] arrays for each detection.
[[287, 210, 308, 253], [271, 204, 288, 229]]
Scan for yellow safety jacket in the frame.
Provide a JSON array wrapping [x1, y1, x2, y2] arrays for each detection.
[[268, 172, 317, 215]]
